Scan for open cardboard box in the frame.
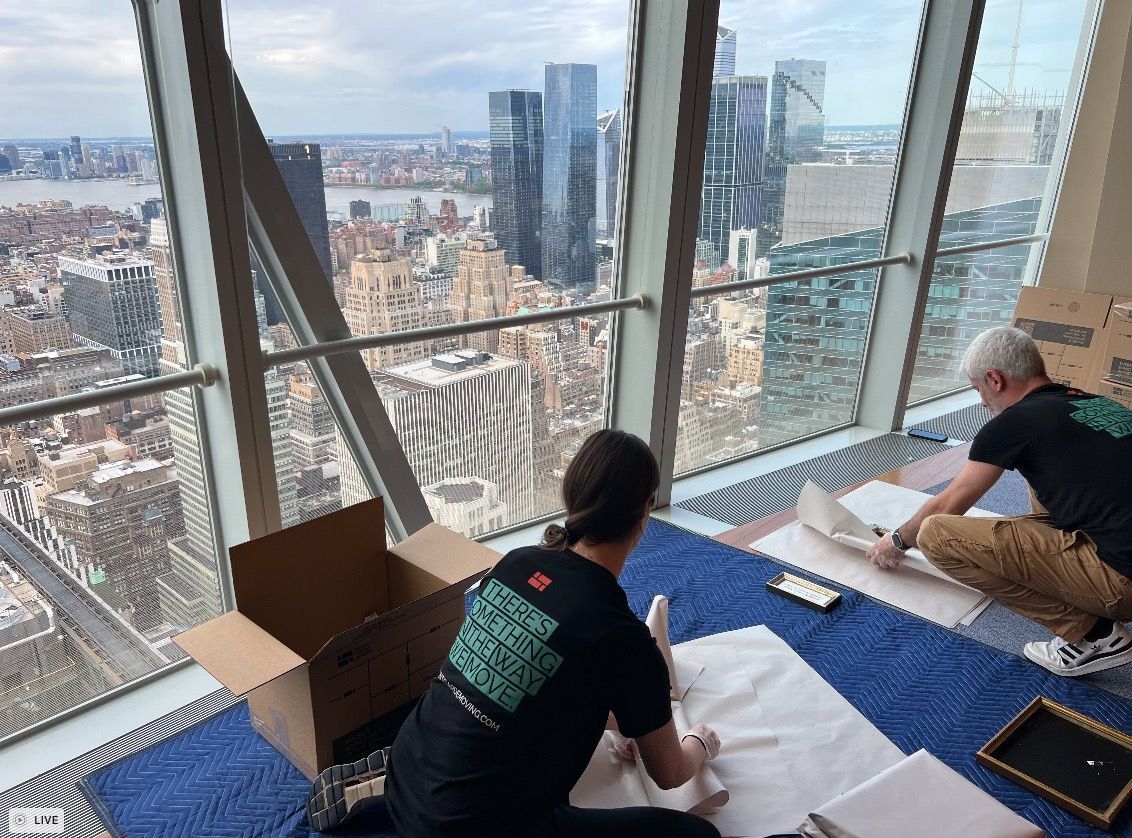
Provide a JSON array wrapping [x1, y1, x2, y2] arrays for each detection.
[[174, 497, 499, 780]]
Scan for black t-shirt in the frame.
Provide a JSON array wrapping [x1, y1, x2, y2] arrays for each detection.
[[385, 545, 673, 838], [969, 383, 1132, 577]]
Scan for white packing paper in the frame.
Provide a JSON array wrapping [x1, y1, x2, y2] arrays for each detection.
[[645, 595, 704, 701], [754, 481, 995, 628], [795, 481, 966, 585], [572, 626, 905, 837], [797, 749, 1046, 838], [637, 703, 730, 813]]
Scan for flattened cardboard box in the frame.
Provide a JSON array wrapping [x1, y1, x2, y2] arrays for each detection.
[[1012, 287, 1113, 389], [174, 497, 499, 780]]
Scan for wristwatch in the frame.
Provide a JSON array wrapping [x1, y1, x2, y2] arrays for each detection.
[[891, 528, 910, 552]]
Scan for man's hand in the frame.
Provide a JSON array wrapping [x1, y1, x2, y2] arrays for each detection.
[[867, 532, 905, 570]]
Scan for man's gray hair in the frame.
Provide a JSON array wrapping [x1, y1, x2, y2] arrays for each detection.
[[960, 326, 1046, 382]]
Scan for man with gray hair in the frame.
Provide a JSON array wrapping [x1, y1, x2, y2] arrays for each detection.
[[867, 326, 1132, 677]]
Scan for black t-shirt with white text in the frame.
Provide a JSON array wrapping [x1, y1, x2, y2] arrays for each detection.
[[385, 545, 673, 837], [969, 383, 1132, 577]]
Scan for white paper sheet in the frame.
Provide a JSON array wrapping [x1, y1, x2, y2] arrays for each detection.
[[755, 481, 994, 628], [796, 481, 966, 585], [798, 749, 1046, 838], [637, 704, 730, 813], [646, 595, 704, 701], [572, 626, 905, 837]]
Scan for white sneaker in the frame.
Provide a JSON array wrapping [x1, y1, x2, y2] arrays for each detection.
[[1023, 622, 1132, 677]]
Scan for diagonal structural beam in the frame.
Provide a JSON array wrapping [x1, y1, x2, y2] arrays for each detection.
[[232, 74, 432, 540]]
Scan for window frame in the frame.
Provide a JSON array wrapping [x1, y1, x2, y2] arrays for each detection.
[[0, 0, 1106, 755]]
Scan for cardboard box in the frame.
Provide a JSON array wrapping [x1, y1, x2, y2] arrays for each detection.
[[173, 497, 499, 780], [1095, 299, 1132, 391], [1012, 287, 1114, 389], [1093, 378, 1132, 410]]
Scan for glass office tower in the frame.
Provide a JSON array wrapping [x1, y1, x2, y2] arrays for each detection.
[[759, 197, 1041, 447], [714, 26, 737, 77], [762, 59, 827, 247], [489, 90, 544, 278], [698, 75, 767, 270], [542, 63, 597, 294], [596, 109, 621, 239]]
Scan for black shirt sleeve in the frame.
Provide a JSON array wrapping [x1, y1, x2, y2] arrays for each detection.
[[603, 623, 673, 739], [969, 410, 1030, 471]]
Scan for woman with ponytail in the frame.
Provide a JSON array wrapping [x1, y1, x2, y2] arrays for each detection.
[[312, 430, 721, 837]]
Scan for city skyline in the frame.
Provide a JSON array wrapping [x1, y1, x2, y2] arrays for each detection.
[[0, 0, 1084, 137]]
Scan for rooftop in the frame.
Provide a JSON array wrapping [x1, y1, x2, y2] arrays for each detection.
[[425, 479, 488, 504], [378, 351, 521, 391]]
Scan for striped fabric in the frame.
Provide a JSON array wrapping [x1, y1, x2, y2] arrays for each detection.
[[907, 403, 991, 441], [677, 433, 951, 526]]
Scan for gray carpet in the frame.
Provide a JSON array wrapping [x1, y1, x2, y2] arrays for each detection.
[[926, 472, 1132, 701]]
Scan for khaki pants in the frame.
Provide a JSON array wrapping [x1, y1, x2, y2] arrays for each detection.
[[918, 492, 1132, 643]]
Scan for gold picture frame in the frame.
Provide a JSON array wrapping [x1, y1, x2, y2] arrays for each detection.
[[976, 696, 1132, 830]]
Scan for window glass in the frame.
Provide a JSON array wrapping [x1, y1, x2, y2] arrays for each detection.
[[226, 2, 630, 533], [0, 2, 221, 741], [675, 1, 923, 472], [908, 0, 1091, 403]]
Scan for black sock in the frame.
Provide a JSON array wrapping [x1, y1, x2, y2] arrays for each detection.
[[1084, 618, 1115, 642]]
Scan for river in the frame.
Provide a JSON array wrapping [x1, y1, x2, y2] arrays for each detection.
[[0, 179, 491, 218]]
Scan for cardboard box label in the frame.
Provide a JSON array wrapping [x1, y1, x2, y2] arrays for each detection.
[[1014, 318, 1095, 348], [1107, 356, 1132, 386]]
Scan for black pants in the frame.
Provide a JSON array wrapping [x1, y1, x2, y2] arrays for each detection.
[[533, 804, 722, 838]]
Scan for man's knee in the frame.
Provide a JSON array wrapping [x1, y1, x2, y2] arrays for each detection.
[[917, 514, 962, 565]]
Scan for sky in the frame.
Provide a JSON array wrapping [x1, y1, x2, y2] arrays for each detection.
[[0, 0, 1089, 139]]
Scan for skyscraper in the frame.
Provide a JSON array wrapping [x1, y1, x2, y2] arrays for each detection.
[[149, 216, 223, 630], [449, 238, 512, 353], [596, 109, 621, 239], [489, 90, 543, 277], [542, 63, 598, 293], [714, 26, 737, 77], [343, 249, 428, 370], [58, 254, 162, 378], [46, 459, 184, 630], [699, 75, 767, 268], [440, 126, 455, 156], [375, 351, 534, 527], [761, 59, 827, 246], [758, 197, 1039, 447], [349, 199, 372, 220], [257, 141, 334, 325], [69, 135, 82, 161]]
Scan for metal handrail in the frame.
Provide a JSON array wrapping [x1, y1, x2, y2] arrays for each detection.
[[689, 251, 915, 298], [261, 231, 1049, 368], [934, 232, 1048, 258], [0, 364, 217, 427], [263, 293, 650, 368]]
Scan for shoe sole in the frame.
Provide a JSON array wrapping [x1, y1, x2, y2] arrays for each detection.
[[307, 748, 390, 832], [1024, 643, 1132, 677]]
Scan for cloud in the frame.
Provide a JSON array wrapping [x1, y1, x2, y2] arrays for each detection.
[[0, 0, 1093, 138]]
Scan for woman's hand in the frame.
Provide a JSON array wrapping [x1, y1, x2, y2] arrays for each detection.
[[608, 730, 638, 761], [682, 723, 721, 760]]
